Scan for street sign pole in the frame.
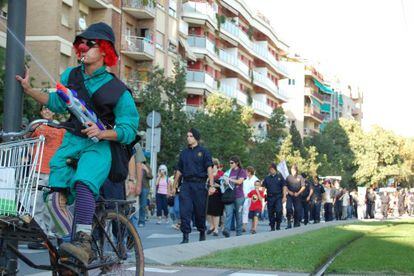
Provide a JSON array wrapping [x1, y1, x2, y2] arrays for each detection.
[[146, 111, 161, 198], [150, 110, 156, 197]]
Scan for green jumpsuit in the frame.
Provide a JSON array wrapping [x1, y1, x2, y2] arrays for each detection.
[[47, 65, 139, 203]]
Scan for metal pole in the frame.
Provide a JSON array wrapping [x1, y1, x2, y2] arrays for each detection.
[[3, 0, 27, 133], [150, 110, 156, 197], [0, 1, 27, 273]]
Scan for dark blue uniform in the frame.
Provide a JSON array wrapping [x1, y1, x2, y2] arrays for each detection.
[[286, 175, 305, 227], [177, 145, 213, 234], [311, 183, 325, 223], [263, 173, 285, 230], [301, 179, 313, 225]]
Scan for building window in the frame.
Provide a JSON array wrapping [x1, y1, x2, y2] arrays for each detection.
[[61, 3, 71, 28], [1, 5, 7, 19], [168, 40, 177, 53], [157, 0, 165, 10], [155, 32, 164, 50], [168, 0, 177, 17]]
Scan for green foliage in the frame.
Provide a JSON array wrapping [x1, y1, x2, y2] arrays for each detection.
[[192, 94, 252, 167], [136, 61, 189, 169], [289, 122, 304, 154], [249, 107, 287, 178]]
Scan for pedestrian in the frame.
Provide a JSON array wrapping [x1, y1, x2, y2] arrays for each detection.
[[398, 189, 406, 216], [262, 162, 286, 230], [350, 189, 359, 218], [247, 180, 265, 234], [365, 187, 376, 219], [206, 158, 224, 236], [29, 106, 66, 249], [380, 192, 390, 219], [323, 180, 334, 222], [333, 180, 343, 220], [409, 192, 414, 216], [242, 166, 258, 233], [173, 128, 214, 244], [222, 156, 247, 237], [340, 188, 350, 220], [285, 164, 306, 228], [155, 164, 172, 224], [300, 173, 313, 225], [16, 22, 139, 264], [310, 176, 324, 223]]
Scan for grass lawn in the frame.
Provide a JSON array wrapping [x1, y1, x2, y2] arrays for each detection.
[[328, 220, 414, 274], [182, 221, 413, 273]]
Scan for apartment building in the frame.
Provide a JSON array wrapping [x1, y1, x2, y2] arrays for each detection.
[[0, 0, 181, 94], [181, 0, 290, 135], [281, 59, 364, 137]]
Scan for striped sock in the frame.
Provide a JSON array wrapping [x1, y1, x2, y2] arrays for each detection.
[[46, 192, 73, 237], [74, 182, 95, 227]]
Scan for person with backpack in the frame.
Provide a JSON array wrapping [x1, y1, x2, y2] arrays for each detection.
[[16, 22, 139, 265]]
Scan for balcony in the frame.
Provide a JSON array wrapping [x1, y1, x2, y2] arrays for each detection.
[[186, 70, 216, 92], [305, 87, 324, 102], [238, 60, 250, 77], [219, 49, 238, 68], [122, 0, 156, 19], [182, 1, 217, 26], [252, 70, 288, 101], [238, 29, 253, 50], [218, 83, 247, 105], [221, 20, 239, 40], [80, 0, 110, 8], [252, 100, 273, 118], [187, 36, 216, 56], [121, 36, 155, 61], [304, 106, 324, 122], [304, 127, 319, 137]]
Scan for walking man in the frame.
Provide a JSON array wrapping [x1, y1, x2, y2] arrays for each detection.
[[262, 163, 286, 231], [174, 128, 214, 243], [286, 164, 305, 228], [311, 176, 324, 223]]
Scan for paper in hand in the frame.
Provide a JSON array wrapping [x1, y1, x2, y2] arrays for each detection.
[[277, 160, 289, 180]]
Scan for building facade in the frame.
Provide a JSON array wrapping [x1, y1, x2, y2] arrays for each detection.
[[181, 0, 290, 135]]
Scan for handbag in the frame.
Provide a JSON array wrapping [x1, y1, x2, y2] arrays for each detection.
[[221, 169, 241, 205], [167, 196, 175, 207]]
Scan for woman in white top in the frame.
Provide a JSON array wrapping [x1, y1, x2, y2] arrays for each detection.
[[242, 166, 259, 232], [324, 181, 334, 221]]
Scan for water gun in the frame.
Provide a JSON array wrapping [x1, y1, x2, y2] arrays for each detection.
[[56, 82, 105, 143]]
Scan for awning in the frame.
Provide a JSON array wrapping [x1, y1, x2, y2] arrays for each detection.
[[179, 36, 197, 61], [313, 79, 333, 94], [311, 98, 321, 108], [321, 103, 331, 113], [339, 94, 344, 106]]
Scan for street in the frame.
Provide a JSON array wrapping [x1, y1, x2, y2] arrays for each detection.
[[18, 218, 292, 275]]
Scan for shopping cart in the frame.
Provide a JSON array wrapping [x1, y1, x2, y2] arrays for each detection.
[[0, 135, 45, 221]]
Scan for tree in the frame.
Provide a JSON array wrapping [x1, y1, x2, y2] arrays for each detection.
[[289, 121, 304, 154], [134, 61, 189, 169], [192, 93, 252, 167], [248, 107, 287, 178]]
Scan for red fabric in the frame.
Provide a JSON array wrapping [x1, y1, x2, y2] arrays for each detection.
[[73, 39, 118, 67], [248, 189, 265, 211], [31, 125, 65, 174]]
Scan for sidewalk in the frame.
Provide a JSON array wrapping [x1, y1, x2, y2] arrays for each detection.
[[144, 219, 356, 265]]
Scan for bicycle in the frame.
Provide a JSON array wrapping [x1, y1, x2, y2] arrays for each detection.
[[0, 119, 144, 275]]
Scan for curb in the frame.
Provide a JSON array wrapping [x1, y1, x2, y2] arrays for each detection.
[[144, 219, 356, 265]]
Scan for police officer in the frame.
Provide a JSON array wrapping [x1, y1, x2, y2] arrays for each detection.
[[174, 128, 214, 244], [262, 163, 286, 231], [310, 176, 325, 223], [300, 173, 313, 225], [286, 164, 306, 228]]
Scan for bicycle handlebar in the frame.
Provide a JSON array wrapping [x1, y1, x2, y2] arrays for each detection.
[[0, 119, 66, 139]]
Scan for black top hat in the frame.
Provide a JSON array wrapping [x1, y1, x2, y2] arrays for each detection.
[[74, 22, 118, 56]]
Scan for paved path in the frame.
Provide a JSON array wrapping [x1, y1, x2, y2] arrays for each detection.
[[19, 218, 355, 275]]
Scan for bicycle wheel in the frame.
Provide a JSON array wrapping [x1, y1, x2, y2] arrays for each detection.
[[88, 211, 144, 276]]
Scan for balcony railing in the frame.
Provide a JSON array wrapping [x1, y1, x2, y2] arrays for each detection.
[[238, 29, 253, 49], [304, 127, 319, 136], [237, 60, 250, 77], [252, 100, 273, 117], [187, 36, 216, 56], [122, 0, 156, 18], [218, 83, 247, 104], [304, 106, 324, 121], [122, 36, 155, 59], [219, 49, 238, 67], [186, 70, 216, 89], [252, 70, 288, 100], [182, 1, 217, 24], [222, 20, 239, 38], [305, 87, 324, 102]]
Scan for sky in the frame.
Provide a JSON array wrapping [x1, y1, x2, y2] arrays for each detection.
[[246, 0, 414, 138]]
